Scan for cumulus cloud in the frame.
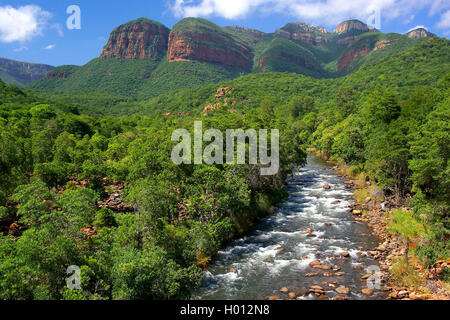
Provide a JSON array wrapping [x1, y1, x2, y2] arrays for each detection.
[[0, 5, 51, 43], [171, 0, 450, 27], [44, 44, 56, 50], [437, 10, 450, 29]]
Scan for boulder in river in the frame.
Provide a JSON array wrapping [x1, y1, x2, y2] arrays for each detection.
[[309, 260, 322, 268], [305, 273, 319, 277], [335, 286, 350, 295], [288, 292, 297, 299], [323, 184, 331, 190], [361, 288, 374, 295]]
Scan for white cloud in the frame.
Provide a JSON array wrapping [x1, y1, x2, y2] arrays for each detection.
[[0, 5, 51, 43], [171, 0, 450, 27], [44, 44, 56, 50], [437, 10, 450, 29], [407, 25, 428, 32], [51, 23, 64, 37], [13, 46, 28, 52]]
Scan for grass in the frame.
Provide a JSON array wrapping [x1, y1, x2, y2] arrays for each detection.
[[390, 255, 423, 290], [388, 209, 429, 242]]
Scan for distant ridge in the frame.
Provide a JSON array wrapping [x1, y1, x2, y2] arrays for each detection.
[[0, 57, 54, 86], [28, 17, 440, 98]]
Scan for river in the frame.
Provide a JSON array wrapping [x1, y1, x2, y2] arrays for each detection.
[[194, 155, 386, 300]]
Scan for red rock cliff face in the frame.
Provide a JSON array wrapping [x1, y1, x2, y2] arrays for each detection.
[[100, 18, 169, 60], [167, 31, 253, 70], [338, 47, 371, 72]]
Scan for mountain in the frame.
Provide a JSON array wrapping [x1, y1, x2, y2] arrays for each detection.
[[100, 18, 170, 60], [28, 18, 436, 98], [168, 18, 253, 69], [0, 58, 54, 86]]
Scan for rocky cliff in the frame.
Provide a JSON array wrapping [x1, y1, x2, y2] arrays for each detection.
[[334, 20, 376, 35], [100, 18, 170, 60], [168, 18, 253, 70], [406, 28, 435, 39], [275, 22, 329, 45], [338, 47, 371, 72]]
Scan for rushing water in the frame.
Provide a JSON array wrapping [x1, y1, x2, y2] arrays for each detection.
[[194, 155, 386, 300]]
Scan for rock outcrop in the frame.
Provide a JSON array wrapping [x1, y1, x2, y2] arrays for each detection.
[[406, 28, 435, 39], [225, 26, 266, 39], [168, 18, 253, 69], [334, 20, 376, 35], [338, 47, 371, 72], [275, 22, 329, 45], [100, 18, 170, 60]]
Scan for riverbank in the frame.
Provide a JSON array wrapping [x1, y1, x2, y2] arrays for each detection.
[[308, 149, 450, 300]]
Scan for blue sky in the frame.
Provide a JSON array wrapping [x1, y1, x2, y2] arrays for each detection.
[[0, 0, 449, 66]]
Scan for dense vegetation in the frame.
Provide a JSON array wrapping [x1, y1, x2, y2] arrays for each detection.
[[0, 77, 304, 299], [0, 36, 448, 300]]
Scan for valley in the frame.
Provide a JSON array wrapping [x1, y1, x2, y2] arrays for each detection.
[[0, 14, 448, 302]]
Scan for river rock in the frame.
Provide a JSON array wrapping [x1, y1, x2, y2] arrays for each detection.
[[398, 290, 409, 298], [269, 296, 281, 300], [352, 210, 363, 215], [340, 251, 350, 258], [309, 260, 321, 268], [323, 184, 331, 190], [288, 292, 297, 299], [305, 273, 319, 277], [279, 287, 289, 293], [309, 285, 324, 294], [361, 288, 374, 295], [335, 286, 350, 295], [361, 273, 372, 280], [314, 265, 332, 270]]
